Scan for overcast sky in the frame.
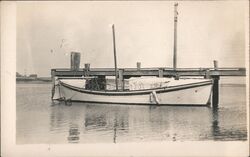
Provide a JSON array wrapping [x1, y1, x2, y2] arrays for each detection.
[[17, 1, 248, 77]]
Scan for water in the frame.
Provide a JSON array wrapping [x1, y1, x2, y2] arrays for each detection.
[[16, 83, 247, 144]]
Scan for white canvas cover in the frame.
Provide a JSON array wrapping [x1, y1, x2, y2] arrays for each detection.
[[128, 77, 172, 90], [128, 77, 211, 90]]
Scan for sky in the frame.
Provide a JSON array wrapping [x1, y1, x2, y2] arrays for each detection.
[[16, 1, 248, 77]]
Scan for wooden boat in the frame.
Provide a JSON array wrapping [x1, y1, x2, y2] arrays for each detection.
[[52, 77, 213, 106], [52, 4, 213, 106]]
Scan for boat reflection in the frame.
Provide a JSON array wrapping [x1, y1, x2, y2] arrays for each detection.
[[49, 101, 246, 143], [68, 124, 80, 143], [83, 104, 129, 143]]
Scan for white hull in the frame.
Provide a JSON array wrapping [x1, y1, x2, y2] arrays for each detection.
[[55, 79, 213, 106]]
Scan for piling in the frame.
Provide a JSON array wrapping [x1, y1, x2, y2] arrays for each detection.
[[84, 63, 90, 76], [158, 68, 164, 78], [213, 60, 218, 70], [212, 76, 220, 108], [205, 70, 211, 106], [174, 73, 180, 80], [212, 60, 220, 108], [71, 52, 81, 71], [137, 62, 141, 71], [204, 69, 211, 79]]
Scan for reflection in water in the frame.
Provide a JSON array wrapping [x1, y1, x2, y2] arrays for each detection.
[[209, 106, 247, 141], [113, 113, 118, 143], [83, 105, 129, 143], [17, 84, 247, 143], [48, 101, 247, 143], [85, 115, 107, 128], [49, 102, 247, 143], [68, 124, 80, 143], [50, 102, 64, 132], [212, 107, 220, 139]]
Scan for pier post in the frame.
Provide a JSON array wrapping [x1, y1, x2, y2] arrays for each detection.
[[213, 60, 218, 70], [118, 69, 124, 90], [158, 68, 164, 78], [204, 69, 211, 79], [70, 52, 81, 71], [174, 73, 180, 80], [137, 62, 141, 71], [212, 60, 219, 108], [212, 76, 220, 108], [84, 63, 90, 76], [205, 69, 211, 106]]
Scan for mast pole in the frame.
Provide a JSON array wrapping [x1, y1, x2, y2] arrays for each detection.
[[173, 3, 178, 70], [112, 24, 119, 91]]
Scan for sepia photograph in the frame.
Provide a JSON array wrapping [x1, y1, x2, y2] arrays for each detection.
[[1, 0, 249, 156]]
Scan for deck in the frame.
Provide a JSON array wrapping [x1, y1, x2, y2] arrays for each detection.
[[51, 67, 246, 77]]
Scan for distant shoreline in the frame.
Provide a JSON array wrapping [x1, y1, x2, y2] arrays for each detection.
[[16, 80, 52, 84], [16, 76, 52, 84], [220, 84, 246, 87]]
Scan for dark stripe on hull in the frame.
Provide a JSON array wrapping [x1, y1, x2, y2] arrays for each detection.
[[57, 99, 211, 107], [59, 80, 212, 96]]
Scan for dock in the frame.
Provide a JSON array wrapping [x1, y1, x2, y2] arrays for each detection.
[[51, 66, 245, 78], [51, 62, 246, 108]]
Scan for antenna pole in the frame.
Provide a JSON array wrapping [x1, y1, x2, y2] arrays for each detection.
[[173, 3, 178, 70], [112, 24, 119, 91]]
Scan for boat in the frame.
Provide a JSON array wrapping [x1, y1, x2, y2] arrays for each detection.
[[52, 77, 213, 106], [51, 3, 213, 106]]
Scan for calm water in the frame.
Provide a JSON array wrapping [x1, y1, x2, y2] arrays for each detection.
[[16, 83, 247, 144]]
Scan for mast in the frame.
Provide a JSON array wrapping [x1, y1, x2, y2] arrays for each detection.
[[112, 24, 119, 91], [173, 3, 178, 70]]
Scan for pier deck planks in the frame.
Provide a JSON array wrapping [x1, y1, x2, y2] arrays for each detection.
[[51, 67, 246, 77]]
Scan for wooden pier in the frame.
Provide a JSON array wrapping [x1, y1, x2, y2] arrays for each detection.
[[51, 66, 245, 78], [51, 63, 246, 108]]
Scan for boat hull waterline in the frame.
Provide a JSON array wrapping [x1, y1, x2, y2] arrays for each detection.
[[55, 80, 213, 106]]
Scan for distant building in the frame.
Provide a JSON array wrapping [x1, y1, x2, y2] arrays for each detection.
[[16, 72, 22, 77], [29, 74, 38, 79]]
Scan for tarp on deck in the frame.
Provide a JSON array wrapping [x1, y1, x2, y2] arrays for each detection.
[[128, 77, 172, 90]]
